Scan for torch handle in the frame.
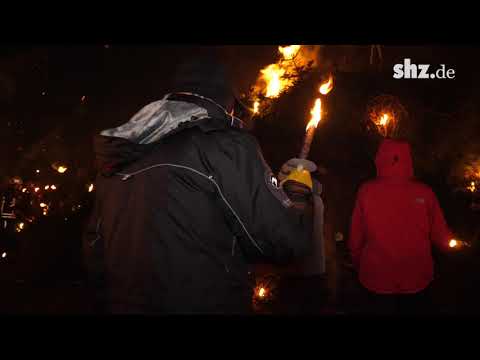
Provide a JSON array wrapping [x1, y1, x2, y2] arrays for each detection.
[[299, 127, 315, 159]]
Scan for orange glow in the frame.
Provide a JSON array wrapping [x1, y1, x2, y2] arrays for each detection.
[[449, 239, 458, 248]]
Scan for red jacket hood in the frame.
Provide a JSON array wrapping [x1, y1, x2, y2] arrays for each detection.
[[375, 139, 414, 180]]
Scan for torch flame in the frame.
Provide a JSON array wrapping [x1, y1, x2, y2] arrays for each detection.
[[319, 76, 333, 95], [278, 45, 301, 60], [306, 98, 322, 131], [379, 113, 390, 126], [57, 166, 67, 174]]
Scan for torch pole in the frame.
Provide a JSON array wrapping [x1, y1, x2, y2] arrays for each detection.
[[299, 127, 316, 159]]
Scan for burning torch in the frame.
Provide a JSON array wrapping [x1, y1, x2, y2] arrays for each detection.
[[281, 76, 333, 190]]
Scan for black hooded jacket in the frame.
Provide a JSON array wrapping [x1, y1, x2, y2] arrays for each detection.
[[83, 93, 312, 314]]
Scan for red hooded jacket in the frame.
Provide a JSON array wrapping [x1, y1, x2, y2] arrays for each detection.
[[348, 139, 452, 294]]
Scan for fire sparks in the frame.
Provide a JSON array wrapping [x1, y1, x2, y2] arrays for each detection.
[[319, 75, 334, 95], [88, 183, 94, 193], [306, 99, 322, 131]]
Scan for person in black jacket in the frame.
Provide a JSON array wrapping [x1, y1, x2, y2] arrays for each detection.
[[83, 55, 313, 314]]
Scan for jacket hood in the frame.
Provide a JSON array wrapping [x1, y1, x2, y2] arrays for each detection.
[[94, 93, 242, 176], [375, 139, 414, 180]]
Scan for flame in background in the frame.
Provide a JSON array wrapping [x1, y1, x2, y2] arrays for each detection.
[[319, 75, 333, 95], [251, 45, 319, 114], [278, 45, 301, 60], [57, 166, 67, 174], [379, 113, 390, 126]]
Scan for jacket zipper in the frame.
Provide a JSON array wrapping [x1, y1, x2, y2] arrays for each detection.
[[116, 163, 264, 255]]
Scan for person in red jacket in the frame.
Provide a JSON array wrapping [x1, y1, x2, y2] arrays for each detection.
[[348, 139, 453, 315]]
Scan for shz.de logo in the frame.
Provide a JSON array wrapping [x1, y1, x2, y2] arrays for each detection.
[[393, 58, 455, 79]]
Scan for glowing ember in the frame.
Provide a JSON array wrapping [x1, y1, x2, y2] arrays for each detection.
[[468, 181, 476, 193], [253, 101, 260, 114], [306, 99, 322, 131], [88, 183, 94, 192], [16, 222, 25, 232], [57, 166, 68, 174], [449, 239, 458, 248], [319, 76, 334, 95], [278, 45, 301, 60], [258, 287, 267, 298]]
